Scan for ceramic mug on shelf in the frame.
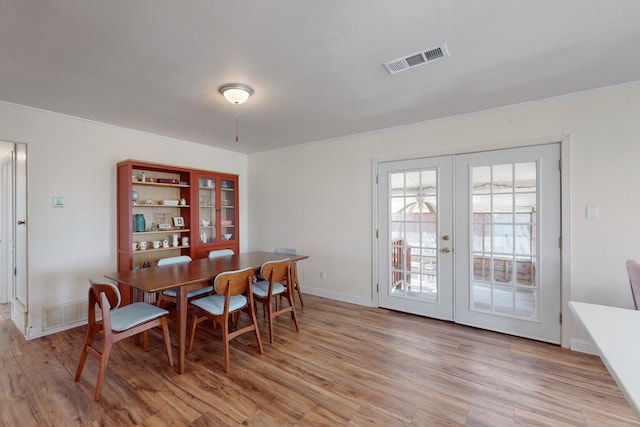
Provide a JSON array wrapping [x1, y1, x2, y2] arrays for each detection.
[[172, 234, 179, 247], [152, 240, 161, 249], [139, 241, 148, 250], [182, 237, 189, 246], [132, 242, 139, 251]]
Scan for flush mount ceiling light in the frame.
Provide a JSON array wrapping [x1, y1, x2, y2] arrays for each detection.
[[218, 83, 254, 142], [218, 83, 254, 105]]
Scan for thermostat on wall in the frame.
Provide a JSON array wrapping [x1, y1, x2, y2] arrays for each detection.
[[52, 197, 65, 207]]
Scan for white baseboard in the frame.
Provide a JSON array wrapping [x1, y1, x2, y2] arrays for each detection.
[[303, 286, 373, 307], [26, 319, 87, 340], [570, 338, 598, 355]]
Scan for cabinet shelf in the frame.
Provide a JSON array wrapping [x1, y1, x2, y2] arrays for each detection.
[[133, 204, 190, 208], [133, 229, 190, 235], [133, 181, 189, 188], [133, 245, 190, 254]]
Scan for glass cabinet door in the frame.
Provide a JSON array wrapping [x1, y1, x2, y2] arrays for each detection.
[[198, 177, 217, 244], [220, 179, 235, 241]]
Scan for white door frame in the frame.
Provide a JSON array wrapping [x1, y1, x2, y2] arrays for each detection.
[[372, 135, 572, 348]]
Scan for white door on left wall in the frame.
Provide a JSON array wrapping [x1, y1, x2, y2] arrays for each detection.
[[0, 142, 28, 334]]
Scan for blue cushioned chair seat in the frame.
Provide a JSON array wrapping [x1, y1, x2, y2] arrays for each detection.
[[110, 302, 169, 332], [252, 280, 286, 297], [162, 285, 213, 298], [191, 294, 247, 315]]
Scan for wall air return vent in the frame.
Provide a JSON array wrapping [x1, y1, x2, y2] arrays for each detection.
[[384, 43, 449, 74]]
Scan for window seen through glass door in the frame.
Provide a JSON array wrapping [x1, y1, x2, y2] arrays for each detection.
[[390, 170, 439, 302], [471, 162, 538, 319]]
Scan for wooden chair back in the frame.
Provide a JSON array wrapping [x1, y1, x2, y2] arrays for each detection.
[[213, 267, 254, 297], [260, 258, 291, 285], [89, 280, 121, 312]]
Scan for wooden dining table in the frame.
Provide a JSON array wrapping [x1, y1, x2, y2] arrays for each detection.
[[104, 251, 308, 373]]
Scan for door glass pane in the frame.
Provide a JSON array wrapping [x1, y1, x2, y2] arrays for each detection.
[[220, 180, 235, 241], [470, 161, 538, 320], [389, 169, 439, 302], [198, 177, 216, 243]]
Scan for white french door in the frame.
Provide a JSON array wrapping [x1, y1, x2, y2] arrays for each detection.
[[377, 144, 561, 343], [378, 156, 454, 321]]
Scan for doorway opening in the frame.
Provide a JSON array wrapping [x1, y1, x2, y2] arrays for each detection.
[[0, 141, 28, 334]]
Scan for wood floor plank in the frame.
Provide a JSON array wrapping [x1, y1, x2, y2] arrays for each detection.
[[1, 296, 639, 426]]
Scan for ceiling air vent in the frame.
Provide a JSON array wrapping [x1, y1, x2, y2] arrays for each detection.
[[383, 43, 449, 74]]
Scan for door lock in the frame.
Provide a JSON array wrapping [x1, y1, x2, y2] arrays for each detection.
[[442, 247, 451, 253], [17, 220, 25, 225], [442, 234, 450, 240]]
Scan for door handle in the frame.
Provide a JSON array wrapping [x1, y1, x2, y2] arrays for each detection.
[[442, 247, 451, 253], [17, 220, 25, 225]]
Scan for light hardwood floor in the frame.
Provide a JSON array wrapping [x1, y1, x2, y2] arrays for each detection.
[[1, 296, 638, 426]]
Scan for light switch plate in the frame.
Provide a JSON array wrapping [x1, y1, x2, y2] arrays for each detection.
[[586, 206, 599, 220]]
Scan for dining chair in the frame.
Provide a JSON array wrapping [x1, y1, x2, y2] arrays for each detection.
[[253, 258, 300, 344], [626, 260, 640, 310], [156, 255, 213, 307], [188, 267, 263, 372], [74, 279, 173, 401], [274, 247, 304, 308], [209, 249, 235, 259]]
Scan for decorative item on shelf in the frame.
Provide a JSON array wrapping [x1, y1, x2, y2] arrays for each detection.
[[223, 233, 232, 240], [155, 212, 172, 230], [200, 232, 207, 244], [172, 234, 179, 247], [180, 198, 186, 206], [139, 241, 148, 250], [141, 172, 146, 182], [145, 199, 153, 205], [221, 181, 232, 188], [152, 240, 161, 249], [157, 178, 179, 184], [134, 214, 145, 232], [200, 219, 210, 227], [162, 238, 169, 248], [173, 216, 185, 227], [182, 236, 189, 246], [221, 220, 232, 226], [132, 191, 139, 204], [162, 200, 179, 206]]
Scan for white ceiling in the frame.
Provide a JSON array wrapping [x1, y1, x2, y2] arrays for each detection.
[[1, 1, 639, 154]]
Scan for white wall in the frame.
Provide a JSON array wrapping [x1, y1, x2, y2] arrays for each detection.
[[248, 82, 640, 349], [0, 101, 248, 338]]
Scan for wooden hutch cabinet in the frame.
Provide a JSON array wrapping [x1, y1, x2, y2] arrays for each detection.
[[117, 160, 239, 301]]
